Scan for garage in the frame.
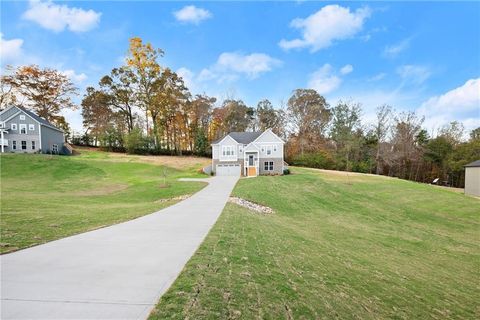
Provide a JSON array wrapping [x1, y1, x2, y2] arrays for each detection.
[[216, 164, 241, 176]]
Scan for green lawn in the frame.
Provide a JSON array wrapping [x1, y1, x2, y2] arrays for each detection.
[[0, 150, 208, 253], [151, 168, 480, 319]]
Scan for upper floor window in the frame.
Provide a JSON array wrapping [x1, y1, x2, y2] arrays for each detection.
[[29, 124, 35, 131], [19, 124, 27, 134], [266, 145, 272, 155], [222, 145, 235, 157], [20, 115, 26, 120], [11, 123, 17, 130], [273, 145, 277, 152]]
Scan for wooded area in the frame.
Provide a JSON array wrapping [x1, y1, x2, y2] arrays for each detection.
[[1, 38, 479, 188]]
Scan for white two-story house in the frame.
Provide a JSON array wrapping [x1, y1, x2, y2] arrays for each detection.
[[211, 129, 285, 177]]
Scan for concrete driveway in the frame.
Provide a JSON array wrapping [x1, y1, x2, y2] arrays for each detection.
[[1, 176, 239, 319]]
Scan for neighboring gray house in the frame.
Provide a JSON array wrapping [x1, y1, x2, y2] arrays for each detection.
[[0, 105, 70, 155], [464, 160, 480, 197], [211, 129, 285, 177]]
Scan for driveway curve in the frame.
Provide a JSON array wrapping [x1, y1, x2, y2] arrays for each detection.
[[1, 176, 239, 319]]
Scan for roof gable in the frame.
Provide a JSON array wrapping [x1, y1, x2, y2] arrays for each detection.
[[0, 106, 63, 133], [252, 129, 285, 144], [211, 131, 263, 145]]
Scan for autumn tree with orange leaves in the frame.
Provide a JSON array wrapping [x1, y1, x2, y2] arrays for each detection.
[[2, 65, 78, 127]]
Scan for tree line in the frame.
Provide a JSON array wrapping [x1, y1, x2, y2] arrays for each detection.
[[1, 37, 478, 187]]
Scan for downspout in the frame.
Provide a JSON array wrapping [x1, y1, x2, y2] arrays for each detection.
[[1, 130, 4, 153]]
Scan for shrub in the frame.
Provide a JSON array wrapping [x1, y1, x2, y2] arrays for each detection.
[[283, 168, 290, 175]]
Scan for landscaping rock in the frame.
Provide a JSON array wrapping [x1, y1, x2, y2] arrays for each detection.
[[228, 197, 274, 214]]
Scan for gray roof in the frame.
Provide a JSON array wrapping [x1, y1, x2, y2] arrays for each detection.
[[18, 107, 63, 132], [212, 131, 263, 145], [465, 160, 480, 167]]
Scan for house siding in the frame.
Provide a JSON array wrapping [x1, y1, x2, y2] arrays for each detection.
[[3, 111, 40, 153], [41, 125, 65, 154], [259, 158, 284, 175], [465, 167, 480, 197]]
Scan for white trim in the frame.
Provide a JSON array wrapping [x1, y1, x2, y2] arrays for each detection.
[[11, 123, 17, 131], [19, 123, 27, 134], [39, 124, 42, 151], [28, 124, 35, 131], [19, 115, 26, 120]]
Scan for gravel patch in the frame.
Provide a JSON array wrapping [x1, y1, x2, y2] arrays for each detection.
[[228, 197, 274, 214]]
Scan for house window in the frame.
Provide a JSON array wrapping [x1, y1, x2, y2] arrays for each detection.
[[20, 115, 25, 120], [266, 145, 272, 155], [21, 141, 27, 150], [52, 144, 58, 153], [32, 141, 36, 150], [222, 145, 235, 157], [12, 141, 17, 150], [19, 124, 27, 134], [239, 146, 243, 153], [11, 123, 17, 130], [29, 124, 35, 131], [273, 145, 277, 152], [264, 161, 274, 171]]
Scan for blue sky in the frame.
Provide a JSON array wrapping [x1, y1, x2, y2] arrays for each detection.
[[1, 1, 479, 135]]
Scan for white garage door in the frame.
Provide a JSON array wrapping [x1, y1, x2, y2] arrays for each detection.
[[216, 164, 241, 176]]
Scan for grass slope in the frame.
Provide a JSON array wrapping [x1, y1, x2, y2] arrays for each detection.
[[0, 150, 209, 253], [151, 168, 479, 319]]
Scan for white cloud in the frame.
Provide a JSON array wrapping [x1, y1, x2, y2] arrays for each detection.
[[23, 0, 101, 32], [368, 72, 386, 82], [308, 64, 342, 95], [279, 5, 371, 52], [176, 67, 195, 90], [340, 64, 353, 75], [216, 52, 282, 79], [418, 79, 480, 133], [173, 5, 212, 25], [397, 65, 431, 85], [198, 52, 282, 83], [0, 33, 24, 64], [383, 38, 410, 58], [62, 69, 87, 84]]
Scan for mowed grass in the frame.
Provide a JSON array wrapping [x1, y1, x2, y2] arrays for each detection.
[[151, 167, 480, 319], [0, 150, 209, 253]]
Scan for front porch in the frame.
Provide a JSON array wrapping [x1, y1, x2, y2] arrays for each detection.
[[244, 145, 259, 177]]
